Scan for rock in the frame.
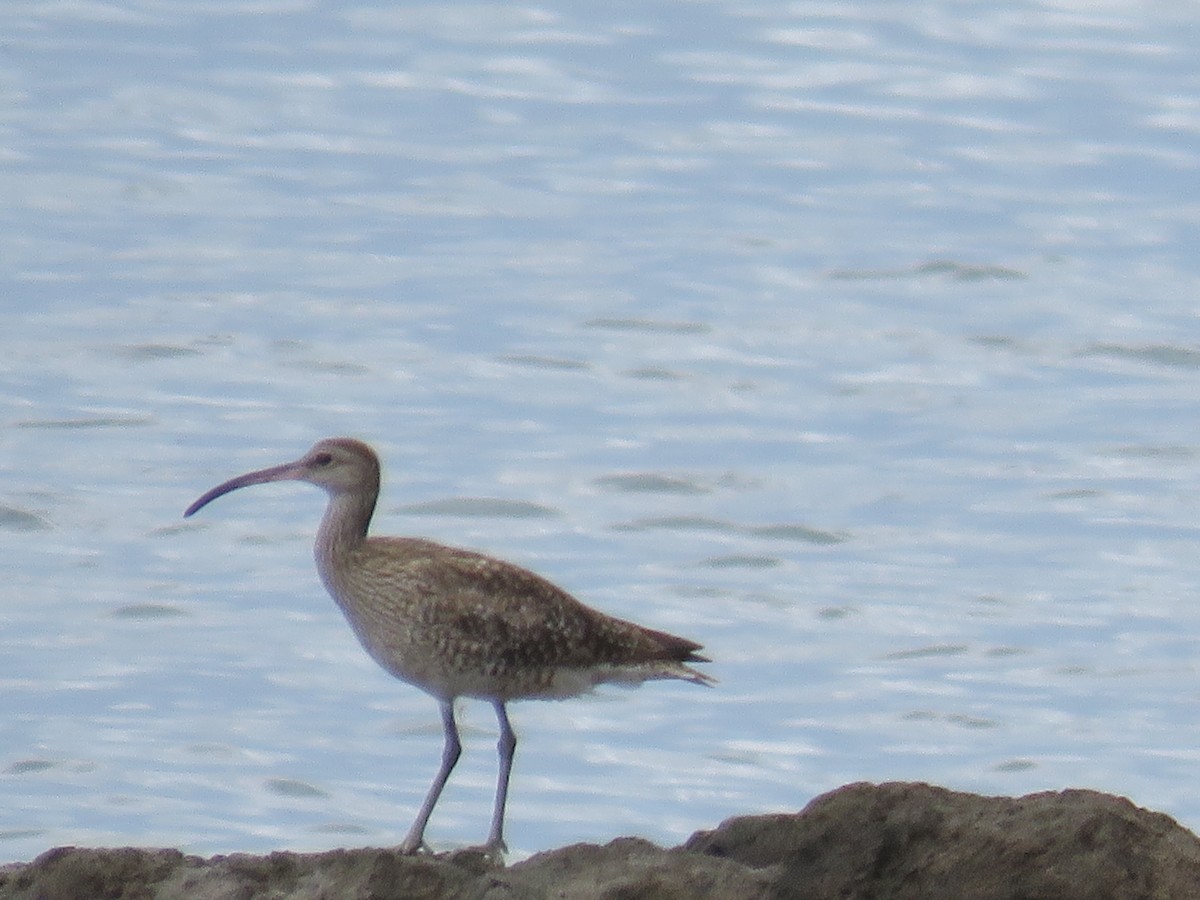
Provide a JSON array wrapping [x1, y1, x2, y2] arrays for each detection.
[[489, 836, 771, 899], [0, 846, 481, 900], [1, 782, 1198, 899], [687, 781, 1200, 899]]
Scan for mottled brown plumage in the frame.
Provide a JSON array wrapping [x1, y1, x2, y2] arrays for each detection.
[[184, 437, 712, 853]]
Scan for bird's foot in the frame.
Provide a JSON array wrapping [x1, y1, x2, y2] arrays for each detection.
[[438, 842, 506, 872], [397, 836, 431, 856]]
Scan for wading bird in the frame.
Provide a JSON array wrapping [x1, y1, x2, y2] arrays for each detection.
[[184, 437, 712, 853]]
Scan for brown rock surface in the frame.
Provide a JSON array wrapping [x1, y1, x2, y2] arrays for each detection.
[[687, 781, 1200, 899], [2, 782, 1198, 899]]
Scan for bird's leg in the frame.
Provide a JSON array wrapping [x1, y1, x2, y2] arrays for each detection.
[[400, 700, 461, 854], [485, 700, 517, 854]]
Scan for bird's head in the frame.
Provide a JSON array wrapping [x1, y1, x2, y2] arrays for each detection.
[[184, 437, 381, 517]]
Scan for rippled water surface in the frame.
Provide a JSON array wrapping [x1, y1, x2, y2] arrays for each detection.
[[3, 0, 1200, 862]]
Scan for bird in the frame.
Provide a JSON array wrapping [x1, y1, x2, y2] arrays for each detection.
[[183, 437, 713, 854]]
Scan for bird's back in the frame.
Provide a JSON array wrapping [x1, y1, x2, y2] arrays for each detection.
[[316, 536, 712, 701]]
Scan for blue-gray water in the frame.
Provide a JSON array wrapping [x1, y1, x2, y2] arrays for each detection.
[[3, 0, 1200, 862]]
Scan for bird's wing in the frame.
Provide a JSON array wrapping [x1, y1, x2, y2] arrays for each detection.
[[360, 537, 690, 669]]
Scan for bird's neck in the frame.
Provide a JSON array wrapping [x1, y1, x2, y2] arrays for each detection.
[[314, 489, 375, 573]]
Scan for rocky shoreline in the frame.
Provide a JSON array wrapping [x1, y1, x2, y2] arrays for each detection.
[[2, 781, 1199, 899]]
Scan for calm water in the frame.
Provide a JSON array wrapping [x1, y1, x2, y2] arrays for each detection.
[[3, 0, 1200, 862]]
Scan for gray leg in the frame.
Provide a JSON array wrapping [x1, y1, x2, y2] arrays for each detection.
[[486, 701, 517, 853], [400, 700, 461, 853]]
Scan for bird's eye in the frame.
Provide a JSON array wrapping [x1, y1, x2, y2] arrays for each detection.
[[312, 452, 334, 467]]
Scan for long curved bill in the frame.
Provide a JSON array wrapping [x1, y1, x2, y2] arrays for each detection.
[[184, 460, 306, 518]]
